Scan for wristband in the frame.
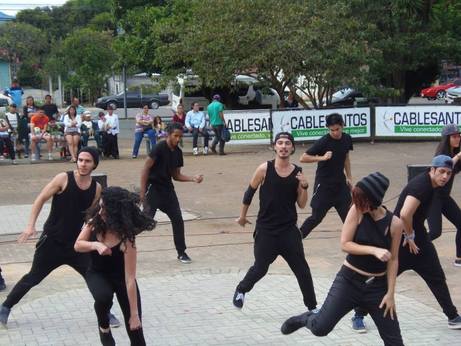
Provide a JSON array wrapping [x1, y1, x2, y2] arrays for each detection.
[[301, 183, 309, 190], [403, 232, 415, 241]]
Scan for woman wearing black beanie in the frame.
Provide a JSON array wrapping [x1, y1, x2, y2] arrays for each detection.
[[281, 172, 405, 346]]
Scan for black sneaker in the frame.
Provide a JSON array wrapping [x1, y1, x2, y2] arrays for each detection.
[[99, 329, 116, 346], [448, 315, 461, 329], [233, 289, 245, 309], [0, 273, 5, 291], [108, 312, 121, 328], [0, 304, 11, 327], [281, 311, 312, 335], [178, 253, 192, 264]]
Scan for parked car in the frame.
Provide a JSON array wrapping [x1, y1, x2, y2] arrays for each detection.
[[330, 87, 365, 106], [421, 79, 461, 100], [446, 85, 461, 104], [95, 91, 169, 110]]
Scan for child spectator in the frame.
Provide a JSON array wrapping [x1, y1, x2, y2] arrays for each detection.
[[80, 111, 95, 147], [153, 115, 167, 140]]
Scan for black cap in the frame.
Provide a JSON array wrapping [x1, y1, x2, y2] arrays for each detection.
[[356, 172, 389, 208], [77, 146, 99, 169]]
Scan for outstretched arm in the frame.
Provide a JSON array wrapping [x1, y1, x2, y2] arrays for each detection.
[[18, 172, 67, 243], [172, 168, 203, 183]]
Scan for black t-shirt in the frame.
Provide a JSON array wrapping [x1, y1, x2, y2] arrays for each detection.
[[148, 140, 183, 188], [42, 103, 59, 120], [394, 171, 433, 242], [306, 133, 353, 184]]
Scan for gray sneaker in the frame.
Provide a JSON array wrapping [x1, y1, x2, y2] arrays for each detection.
[[108, 312, 121, 328], [0, 304, 11, 327], [352, 316, 367, 333], [448, 315, 461, 329]]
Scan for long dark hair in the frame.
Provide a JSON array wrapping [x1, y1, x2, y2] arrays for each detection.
[[435, 134, 460, 157], [85, 186, 155, 244]]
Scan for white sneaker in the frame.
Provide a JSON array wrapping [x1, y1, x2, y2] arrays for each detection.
[[48, 153, 53, 160], [12, 160, 17, 165], [203, 147, 209, 155], [0, 155, 4, 160], [192, 147, 198, 156]]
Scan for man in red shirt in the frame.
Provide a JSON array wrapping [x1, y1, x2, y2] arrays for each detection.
[[30, 107, 54, 161]]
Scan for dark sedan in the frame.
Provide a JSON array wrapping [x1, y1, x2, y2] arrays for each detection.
[[95, 91, 169, 110]]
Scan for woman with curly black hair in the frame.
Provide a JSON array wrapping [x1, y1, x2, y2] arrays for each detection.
[[75, 186, 155, 346]]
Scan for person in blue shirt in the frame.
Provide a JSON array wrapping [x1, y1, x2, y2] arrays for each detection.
[[185, 102, 209, 156], [4, 79, 24, 108]]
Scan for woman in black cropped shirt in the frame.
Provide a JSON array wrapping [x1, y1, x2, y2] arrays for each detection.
[[75, 187, 155, 346], [281, 172, 405, 346]]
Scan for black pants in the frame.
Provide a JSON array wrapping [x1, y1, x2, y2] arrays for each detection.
[[237, 226, 317, 310], [104, 133, 119, 158], [0, 136, 15, 160], [300, 182, 351, 238], [428, 195, 461, 258], [3, 235, 89, 309], [144, 185, 186, 255], [307, 266, 403, 346], [356, 236, 458, 320], [86, 269, 145, 346], [192, 128, 209, 148], [211, 125, 225, 153]]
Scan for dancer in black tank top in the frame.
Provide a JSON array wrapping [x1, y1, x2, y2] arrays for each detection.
[[76, 187, 155, 346], [232, 132, 317, 312], [281, 172, 405, 346], [0, 147, 120, 328]]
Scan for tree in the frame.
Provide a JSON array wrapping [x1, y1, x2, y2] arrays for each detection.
[[59, 28, 115, 101], [0, 22, 48, 85]]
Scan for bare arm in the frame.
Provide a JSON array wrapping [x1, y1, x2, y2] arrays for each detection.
[[124, 240, 142, 330], [379, 216, 404, 320], [219, 111, 225, 125], [172, 168, 203, 183], [236, 163, 266, 227], [341, 205, 381, 256], [295, 171, 309, 208], [18, 173, 67, 243], [399, 196, 420, 254], [140, 157, 154, 204], [344, 153, 352, 186], [300, 151, 331, 163]]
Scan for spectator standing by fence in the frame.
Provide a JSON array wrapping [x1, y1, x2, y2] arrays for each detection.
[[208, 94, 227, 155], [4, 79, 24, 108], [185, 102, 209, 156]]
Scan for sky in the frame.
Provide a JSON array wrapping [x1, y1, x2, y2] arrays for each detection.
[[0, 0, 67, 16]]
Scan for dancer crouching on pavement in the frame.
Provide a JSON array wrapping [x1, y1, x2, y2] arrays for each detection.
[[0, 147, 120, 328], [281, 172, 405, 346], [140, 122, 204, 263], [75, 187, 155, 346], [232, 132, 317, 312], [428, 124, 461, 267], [352, 155, 461, 330]]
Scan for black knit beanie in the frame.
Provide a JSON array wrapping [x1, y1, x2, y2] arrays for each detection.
[[356, 172, 389, 208], [77, 146, 100, 169]]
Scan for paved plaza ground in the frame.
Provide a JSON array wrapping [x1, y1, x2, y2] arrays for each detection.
[[0, 138, 460, 345]]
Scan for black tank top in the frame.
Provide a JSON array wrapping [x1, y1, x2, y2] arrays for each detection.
[[256, 160, 301, 232], [89, 232, 125, 278], [43, 171, 96, 246], [90, 231, 125, 279], [346, 209, 393, 273]]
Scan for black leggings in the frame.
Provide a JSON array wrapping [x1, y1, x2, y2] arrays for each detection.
[[306, 266, 403, 346], [86, 270, 145, 345], [3, 235, 89, 309], [428, 195, 461, 258], [237, 227, 317, 310], [300, 182, 351, 238], [144, 185, 186, 255], [356, 238, 458, 320]]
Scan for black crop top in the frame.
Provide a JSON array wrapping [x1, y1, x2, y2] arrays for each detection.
[[346, 209, 393, 273], [89, 231, 125, 278]]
